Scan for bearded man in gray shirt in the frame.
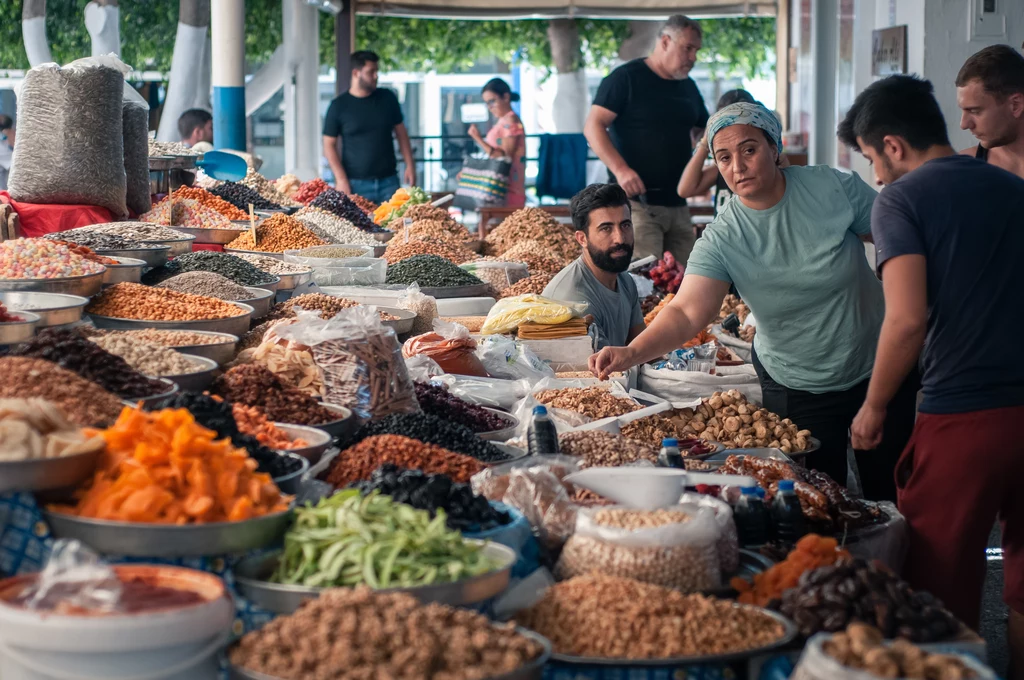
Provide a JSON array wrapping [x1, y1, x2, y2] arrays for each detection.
[[543, 184, 646, 349]]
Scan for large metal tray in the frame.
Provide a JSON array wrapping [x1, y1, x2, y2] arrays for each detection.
[[95, 245, 170, 268], [240, 286, 275, 319], [0, 292, 89, 328], [156, 236, 196, 257], [274, 269, 312, 291], [0, 446, 102, 494], [89, 301, 254, 338], [419, 283, 492, 299], [233, 540, 517, 615], [170, 225, 248, 245], [43, 508, 293, 557], [479, 408, 519, 442], [227, 629, 550, 680], [310, 403, 354, 438], [273, 423, 333, 464], [0, 270, 105, 297], [166, 330, 239, 366], [549, 605, 797, 667], [161, 355, 219, 392], [101, 256, 147, 286], [0, 311, 41, 345], [376, 306, 416, 334]]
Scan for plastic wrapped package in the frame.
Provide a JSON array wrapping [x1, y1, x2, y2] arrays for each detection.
[[281, 252, 386, 287], [556, 505, 722, 592], [480, 294, 588, 335], [16, 540, 121, 613], [679, 492, 738, 574], [459, 261, 528, 294], [122, 94, 151, 216], [399, 284, 439, 335], [475, 335, 555, 382], [404, 354, 444, 382], [275, 307, 419, 421], [433, 374, 533, 410], [402, 319, 487, 377], [9, 56, 130, 216], [792, 633, 995, 680]]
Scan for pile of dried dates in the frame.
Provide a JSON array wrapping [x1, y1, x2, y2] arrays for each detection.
[[779, 557, 961, 642]]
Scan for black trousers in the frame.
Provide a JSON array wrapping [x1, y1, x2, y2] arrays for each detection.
[[751, 349, 919, 502]]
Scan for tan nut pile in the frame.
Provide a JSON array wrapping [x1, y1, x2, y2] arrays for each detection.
[[499, 240, 571, 275], [501, 272, 555, 298], [671, 389, 812, 453], [230, 587, 543, 680], [89, 335, 205, 377], [534, 386, 641, 420], [383, 236, 475, 265], [405, 217, 471, 242], [619, 414, 690, 448], [0, 398, 104, 461], [821, 623, 978, 679], [485, 208, 580, 261], [717, 293, 750, 323], [87, 283, 244, 321], [84, 329, 227, 347], [516, 574, 786, 659], [556, 508, 719, 591], [240, 168, 302, 207], [402, 203, 455, 223], [558, 430, 658, 467]]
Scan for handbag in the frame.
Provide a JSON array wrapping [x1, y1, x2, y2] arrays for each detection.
[[454, 154, 512, 210]]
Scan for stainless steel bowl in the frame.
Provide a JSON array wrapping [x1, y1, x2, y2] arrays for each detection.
[[228, 629, 550, 680], [0, 291, 88, 328], [0, 446, 103, 494], [274, 269, 313, 291], [373, 231, 395, 242], [89, 301, 254, 338], [225, 247, 284, 261], [492, 443, 529, 466], [0, 270, 106, 297], [169, 225, 248, 245], [101, 256, 147, 286], [43, 508, 293, 557], [272, 423, 333, 464], [478, 408, 519, 442], [376, 306, 416, 335], [333, 243, 385, 257], [233, 540, 516, 615], [247, 274, 281, 294], [0, 311, 40, 345], [272, 454, 310, 495], [94, 245, 170, 268], [240, 287, 275, 319], [123, 378, 179, 409], [165, 330, 239, 365], [311, 403, 354, 438], [230, 219, 264, 230], [161, 355, 219, 392], [157, 236, 196, 257], [420, 283, 493, 299]]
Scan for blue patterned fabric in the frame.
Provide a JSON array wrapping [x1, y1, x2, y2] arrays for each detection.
[[706, 102, 783, 155]]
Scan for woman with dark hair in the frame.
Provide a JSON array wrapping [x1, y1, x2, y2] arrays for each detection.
[[468, 78, 527, 207]]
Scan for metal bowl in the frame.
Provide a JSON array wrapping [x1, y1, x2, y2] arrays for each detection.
[[0, 292, 89, 328], [161, 355, 219, 392], [492, 442, 529, 466], [479, 408, 519, 442], [335, 243, 385, 257], [89, 301, 254, 338], [156, 236, 196, 257], [228, 629, 550, 680], [274, 269, 313, 291], [233, 540, 516, 615], [225, 247, 284, 261], [170, 225, 248, 245], [240, 287, 275, 319], [272, 454, 310, 495], [230, 219, 264, 230], [420, 283, 492, 299], [373, 231, 395, 242], [101, 256, 147, 286], [95, 245, 170, 268], [121, 378, 179, 409], [0, 446, 103, 494], [785, 436, 821, 463], [310, 403, 354, 439], [165, 330, 239, 366], [0, 270, 106, 297], [273, 423, 333, 464], [549, 605, 797, 667], [42, 508, 293, 558], [0, 311, 41, 345], [376, 306, 416, 334], [706, 549, 775, 598]]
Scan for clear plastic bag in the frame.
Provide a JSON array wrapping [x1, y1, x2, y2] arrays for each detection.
[[17, 540, 122, 614], [680, 492, 739, 574], [434, 374, 533, 410], [475, 335, 555, 382], [402, 319, 488, 377], [404, 354, 444, 382], [480, 294, 589, 335], [275, 307, 419, 421], [556, 504, 722, 592], [282, 251, 386, 287], [459, 261, 528, 294], [122, 92, 151, 216], [792, 633, 996, 680], [399, 283, 439, 335]]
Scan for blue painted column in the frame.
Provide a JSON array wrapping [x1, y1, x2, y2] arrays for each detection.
[[211, 0, 246, 151], [511, 49, 522, 116]]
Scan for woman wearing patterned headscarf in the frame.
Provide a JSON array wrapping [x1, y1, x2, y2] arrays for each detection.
[[591, 101, 919, 501]]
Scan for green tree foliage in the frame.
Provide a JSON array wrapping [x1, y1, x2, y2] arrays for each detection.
[[699, 17, 776, 79]]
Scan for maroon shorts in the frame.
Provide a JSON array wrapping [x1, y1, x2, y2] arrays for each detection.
[[897, 405, 1024, 628]]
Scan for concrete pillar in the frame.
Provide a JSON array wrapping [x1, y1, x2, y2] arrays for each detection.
[[22, 0, 53, 67], [157, 0, 211, 142], [85, 0, 121, 58], [211, 0, 246, 151], [282, 0, 320, 180]]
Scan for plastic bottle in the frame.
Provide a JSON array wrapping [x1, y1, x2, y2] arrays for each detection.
[[526, 405, 559, 456], [734, 486, 772, 546], [658, 438, 684, 468], [771, 479, 807, 542]]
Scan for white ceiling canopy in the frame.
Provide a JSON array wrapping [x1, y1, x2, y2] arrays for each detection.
[[353, 0, 775, 20]]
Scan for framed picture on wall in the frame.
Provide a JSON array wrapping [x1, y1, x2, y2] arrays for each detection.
[[871, 25, 908, 76]]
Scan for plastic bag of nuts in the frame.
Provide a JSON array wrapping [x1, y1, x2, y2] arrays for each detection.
[[679, 492, 739, 574], [274, 306, 419, 421], [556, 505, 722, 592]]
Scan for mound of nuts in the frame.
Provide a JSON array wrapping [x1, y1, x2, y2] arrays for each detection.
[[670, 389, 812, 453], [820, 623, 979, 679], [534, 386, 641, 421], [86, 283, 244, 321], [619, 414, 687, 447], [558, 430, 658, 467], [556, 507, 721, 592]]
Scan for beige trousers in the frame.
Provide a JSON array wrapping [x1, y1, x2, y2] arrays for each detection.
[[630, 201, 696, 265]]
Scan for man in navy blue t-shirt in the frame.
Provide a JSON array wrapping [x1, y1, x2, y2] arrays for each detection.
[[839, 75, 1024, 670]]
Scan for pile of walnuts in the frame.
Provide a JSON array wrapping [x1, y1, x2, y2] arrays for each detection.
[[669, 389, 812, 453]]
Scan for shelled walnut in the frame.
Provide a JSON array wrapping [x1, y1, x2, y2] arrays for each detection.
[[819, 623, 978, 678], [669, 389, 812, 453]]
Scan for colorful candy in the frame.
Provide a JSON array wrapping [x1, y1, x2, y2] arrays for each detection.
[[0, 238, 106, 279]]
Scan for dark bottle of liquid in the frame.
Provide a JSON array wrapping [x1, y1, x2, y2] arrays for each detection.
[[771, 479, 807, 542], [658, 438, 684, 468], [734, 486, 772, 546], [527, 405, 559, 456]]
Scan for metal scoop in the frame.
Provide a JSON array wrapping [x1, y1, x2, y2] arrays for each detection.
[[563, 466, 756, 509], [195, 151, 248, 181]]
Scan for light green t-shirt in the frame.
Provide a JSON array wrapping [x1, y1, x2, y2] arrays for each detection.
[[686, 165, 883, 393]]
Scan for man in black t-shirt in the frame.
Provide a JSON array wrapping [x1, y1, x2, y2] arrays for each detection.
[[584, 15, 709, 265], [322, 51, 416, 203]]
